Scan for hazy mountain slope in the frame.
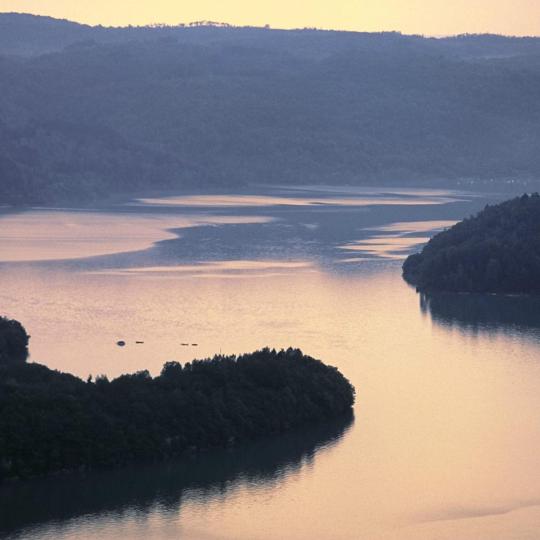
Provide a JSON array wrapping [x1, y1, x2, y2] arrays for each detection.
[[1, 14, 540, 203]]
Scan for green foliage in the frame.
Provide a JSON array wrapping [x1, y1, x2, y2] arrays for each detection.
[[0, 347, 355, 481], [0, 317, 29, 365], [2, 15, 540, 203], [403, 193, 540, 293]]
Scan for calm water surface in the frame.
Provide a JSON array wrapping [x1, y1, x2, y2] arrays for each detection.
[[1, 186, 540, 539]]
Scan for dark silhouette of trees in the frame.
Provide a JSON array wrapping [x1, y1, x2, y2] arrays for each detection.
[[403, 193, 540, 293], [0, 343, 355, 481], [0, 317, 29, 365]]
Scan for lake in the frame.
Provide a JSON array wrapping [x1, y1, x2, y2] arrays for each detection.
[[1, 185, 540, 540]]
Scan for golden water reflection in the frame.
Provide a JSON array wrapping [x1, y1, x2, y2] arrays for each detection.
[[0, 211, 271, 262], [89, 260, 316, 277], [0, 188, 536, 540], [1, 263, 540, 540], [339, 219, 456, 259], [137, 191, 463, 208]]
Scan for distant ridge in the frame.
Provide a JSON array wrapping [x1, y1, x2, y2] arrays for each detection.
[[1, 13, 540, 204], [2, 12, 540, 56]]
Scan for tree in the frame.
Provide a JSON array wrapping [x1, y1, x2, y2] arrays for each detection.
[[0, 316, 30, 365]]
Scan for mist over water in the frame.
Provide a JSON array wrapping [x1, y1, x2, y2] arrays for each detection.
[[1, 187, 539, 540]]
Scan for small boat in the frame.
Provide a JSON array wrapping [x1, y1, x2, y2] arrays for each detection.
[[116, 340, 126, 347]]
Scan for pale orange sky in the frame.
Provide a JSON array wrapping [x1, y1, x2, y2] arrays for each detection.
[[0, 0, 539, 36]]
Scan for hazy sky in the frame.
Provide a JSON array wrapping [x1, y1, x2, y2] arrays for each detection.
[[1, 0, 539, 36]]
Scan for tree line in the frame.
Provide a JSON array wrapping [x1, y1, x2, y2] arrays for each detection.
[[403, 193, 540, 294], [0, 318, 355, 481]]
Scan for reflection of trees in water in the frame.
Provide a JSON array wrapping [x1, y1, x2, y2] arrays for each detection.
[[0, 413, 353, 537], [420, 292, 540, 336]]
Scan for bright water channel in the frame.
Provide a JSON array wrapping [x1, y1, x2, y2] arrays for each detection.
[[1, 186, 540, 540]]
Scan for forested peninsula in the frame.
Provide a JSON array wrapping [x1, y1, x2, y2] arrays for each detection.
[[0, 317, 355, 481], [403, 193, 540, 294]]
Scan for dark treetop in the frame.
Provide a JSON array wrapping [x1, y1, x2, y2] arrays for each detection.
[[2, 14, 540, 203], [0, 324, 355, 481], [403, 193, 540, 294], [0, 316, 29, 366]]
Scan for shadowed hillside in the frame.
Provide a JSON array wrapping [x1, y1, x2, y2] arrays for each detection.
[[2, 14, 540, 203], [403, 193, 540, 293]]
